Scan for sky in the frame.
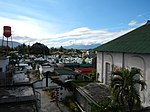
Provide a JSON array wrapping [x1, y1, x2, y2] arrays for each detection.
[[0, 0, 150, 48]]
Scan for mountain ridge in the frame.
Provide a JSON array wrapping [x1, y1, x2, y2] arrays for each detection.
[[0, 39, 21, 47], [64, 44, 101, 49]]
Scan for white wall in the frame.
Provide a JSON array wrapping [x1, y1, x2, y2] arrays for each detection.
[[59, 75, 75, 82], [97, 52, 102, 82], [97, 52, 122, 83], [33, 77, 58, 89], [42, 66, 54, 73], [97, 52, 150, 107]]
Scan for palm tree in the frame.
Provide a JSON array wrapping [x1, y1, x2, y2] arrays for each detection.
[[110, 68, 146, 112]]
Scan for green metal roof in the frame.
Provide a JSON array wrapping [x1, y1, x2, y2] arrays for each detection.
[[95, 22, 150, 54], [64, 63, 80, 67], [80, 64, 92, 68], [55, 68, 77, 75]]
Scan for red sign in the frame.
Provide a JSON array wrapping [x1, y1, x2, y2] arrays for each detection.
[[3, 26, 11, 37]]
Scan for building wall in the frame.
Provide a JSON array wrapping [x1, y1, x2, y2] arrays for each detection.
[[97, 52, 122, 83], [42, 66, 54, 73], [0, 57, 9, 72], [97, 52, 103, 82], [56, 87, 72, 101], [59, 75, 75, 82], [33, 77, 58, 89], [97, 52, 150, 107]]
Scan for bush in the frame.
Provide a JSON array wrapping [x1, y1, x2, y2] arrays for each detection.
[[64, 96, 78, 112]]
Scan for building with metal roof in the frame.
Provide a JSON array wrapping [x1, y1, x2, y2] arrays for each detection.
[[96, 20, 150, 107], [96, 20, 150, 54]]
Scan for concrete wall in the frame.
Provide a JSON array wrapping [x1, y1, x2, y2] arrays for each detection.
[[97, 52, 150, 107], [33, 77, 58, 89], [59, 75, 75, 82], [42, 66, 54, 73], [0, 57, 9, 72], [75, 89, 91, 112], [56, 87, 72, 101]]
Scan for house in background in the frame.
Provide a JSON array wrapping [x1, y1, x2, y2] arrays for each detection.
[[0, 55, 40, 111], [0, 56, 9, 73], [54, 68, 76, 82], [96, 20, 150, 107], [75, 67, 95, 80], [0, 56, 13, 85]]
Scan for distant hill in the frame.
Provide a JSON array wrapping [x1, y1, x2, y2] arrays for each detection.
[[0, 39, 21, 48], [64, 44, 101, 49]]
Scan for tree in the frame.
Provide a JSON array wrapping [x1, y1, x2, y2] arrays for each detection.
[[29, 42, 49, 55], [14, 43, 29, 55], [110, 68, 146, 112], [50, 47, 55, 53], [59, 46, 65, 52]]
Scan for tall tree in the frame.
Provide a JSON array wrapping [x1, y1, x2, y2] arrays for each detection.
[[59, 46, 65, 52], [29, 42, 49, 55], [14, 43, 29, 55], [110, 68, 146, 112]]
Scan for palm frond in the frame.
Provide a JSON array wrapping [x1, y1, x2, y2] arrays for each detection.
[[110, 68, 146, 112], [133, 79, 146, 91]]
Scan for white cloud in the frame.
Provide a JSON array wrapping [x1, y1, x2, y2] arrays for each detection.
[[128, 20, 137, 26], [0, 16, 135, 48], [0, 16, 59, 40], [41, 27, 133, 47]]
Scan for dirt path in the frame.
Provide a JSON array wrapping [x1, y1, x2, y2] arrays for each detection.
[[36, 89, 71, 112], [29, 70, 71, 112]]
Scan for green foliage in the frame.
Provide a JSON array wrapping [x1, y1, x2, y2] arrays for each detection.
[[91, 68, 146, 112], [59, 46, 65, 52], [34, 70, 41, 80], [0, 46, 12, 56], [29, 42, 49, 55], [91, 98, 123, 112], [51, 79, 93, 91], [64, 96, 78, 112], [110, 68, 146, 112], [89, 70, 96, 81], [9, 52, 19, 65], [31, 62, 36, 70], [14, 43, 29, 55], [70, 80, 94, 88]]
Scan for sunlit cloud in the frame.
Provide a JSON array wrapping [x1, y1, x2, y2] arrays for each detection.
[[128, 20, 137, 26], [41, 27, 134, 47], [0, 16, 60, 40], [0, 16, 137, 48]]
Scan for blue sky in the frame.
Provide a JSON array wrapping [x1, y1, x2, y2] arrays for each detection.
[[0, 0, 150, 47]]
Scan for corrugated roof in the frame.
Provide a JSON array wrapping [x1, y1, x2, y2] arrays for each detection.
[[55, 68, 77, 75], [75, 68, 95, 74], [80, 64, 92, 68], [95, 22, 150, 54]]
